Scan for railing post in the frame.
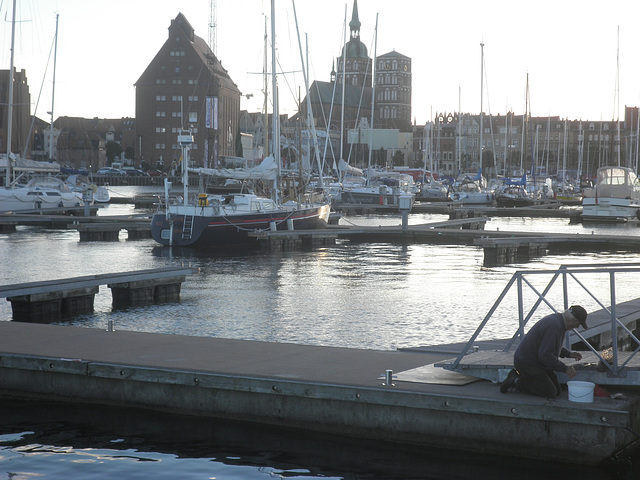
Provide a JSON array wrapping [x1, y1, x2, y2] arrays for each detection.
[[517, 273, 524, 341], [562, 267, 571, 351], [610, 270, 619, 374]]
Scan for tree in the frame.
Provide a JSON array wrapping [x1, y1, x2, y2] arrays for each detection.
[[125, 146, 135, 161], [392, 150, 404, 167], [235, 123, 244, 158], [105, 141, 123, 163]]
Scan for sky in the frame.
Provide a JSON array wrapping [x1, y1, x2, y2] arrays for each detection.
[[2, 0, 639, 126]]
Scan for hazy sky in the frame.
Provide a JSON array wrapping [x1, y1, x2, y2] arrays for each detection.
[[2, 0, 639, 125]]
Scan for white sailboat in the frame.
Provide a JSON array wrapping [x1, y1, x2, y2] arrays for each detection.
[[0, 6, 82, 213]]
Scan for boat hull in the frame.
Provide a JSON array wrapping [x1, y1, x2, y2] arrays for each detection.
[[0, 188, 82, 213], [338, 190, 411, 206], [495, 197, 537, 208], [151, 204, 331, 248], [582, 198, 640, 222], [450, 192, 494, 205]]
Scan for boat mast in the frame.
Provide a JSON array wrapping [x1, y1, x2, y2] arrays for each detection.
[[614, 26, 621, 167], [340, 4, 347, 180], [479, 42, 484, 176], [366, 13, 378, 186], [263, 17, 269, 158], [636, 108, 640, 174], [458, 87, 462, 173], [292, 0, 323, 188], [503, 101, 508, 177], [562, 118, 568, 195], [5, 0, 17, 186], [271, 0, 280, 204], [48, 13, 59, 163]]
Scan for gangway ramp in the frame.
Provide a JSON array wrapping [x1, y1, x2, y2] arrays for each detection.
[[433, 263, 640, 387]]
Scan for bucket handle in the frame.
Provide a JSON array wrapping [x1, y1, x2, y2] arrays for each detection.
[[571, 390, 593, 399]]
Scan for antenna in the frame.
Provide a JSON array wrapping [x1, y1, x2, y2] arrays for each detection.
[[209, 0, 217, 55]]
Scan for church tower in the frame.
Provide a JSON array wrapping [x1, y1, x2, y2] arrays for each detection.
[[336, 0, 372, 88]]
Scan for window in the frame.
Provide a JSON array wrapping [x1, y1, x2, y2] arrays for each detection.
[[172, 112, 182, 118], [155, 111, 166, 117], [188, 95, 198, 102], [189, 112, 198, 123], [172, 79, 182, 84], [156, 95, 166, 101], [172, 95, 183, 101], [155, 144, 165, 149], [155, 127, 166, 133]]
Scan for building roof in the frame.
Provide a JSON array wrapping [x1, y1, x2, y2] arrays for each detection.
[[134, 13, 239, 94], [307, 80, 372, 109], [377, 50, 410, 61]]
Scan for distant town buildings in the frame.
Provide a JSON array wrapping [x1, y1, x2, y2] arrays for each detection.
[[1, 2, 639, 180]]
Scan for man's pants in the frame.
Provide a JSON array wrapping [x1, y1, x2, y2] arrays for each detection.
[[514, 361, 562, 398]]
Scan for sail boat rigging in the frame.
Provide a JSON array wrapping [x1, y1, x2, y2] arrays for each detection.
[[0, 6, 84, 213], [3, 0, 17, 187], [581, 26, 640, 222], [150, 0, 330, 249]]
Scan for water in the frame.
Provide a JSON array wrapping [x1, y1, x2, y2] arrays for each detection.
[[1, 186, 640, 479]]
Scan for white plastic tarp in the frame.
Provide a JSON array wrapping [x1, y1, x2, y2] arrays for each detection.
[[189, 155, 278, 181], [337, 159, 363, 176], [0, 156, 61, 173]]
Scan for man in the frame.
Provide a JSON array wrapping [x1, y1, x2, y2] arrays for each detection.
[[500, 305, 588, 398]]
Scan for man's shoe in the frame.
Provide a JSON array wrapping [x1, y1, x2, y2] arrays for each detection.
[[500, 368, 519, 393]]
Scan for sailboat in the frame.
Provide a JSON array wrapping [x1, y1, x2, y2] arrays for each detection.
[[581, 28, 640, 222], [451, 43, 493, 205], [0, 6, 82, 213], [150, 1, 330, 249]]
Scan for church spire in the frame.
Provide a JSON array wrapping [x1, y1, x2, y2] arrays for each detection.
[[349, 0, 361, 40]]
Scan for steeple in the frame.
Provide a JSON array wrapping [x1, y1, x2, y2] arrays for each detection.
[[330, 60, 336, 83], [341, 0, 368, 60], [349, 0, 361, 40]]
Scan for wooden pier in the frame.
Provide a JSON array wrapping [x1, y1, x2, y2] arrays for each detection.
[[0, 267, 197, 321], [0, 321, 638, 471]]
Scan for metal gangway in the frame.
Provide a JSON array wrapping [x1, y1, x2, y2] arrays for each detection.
[[437, 263, 640, 385]]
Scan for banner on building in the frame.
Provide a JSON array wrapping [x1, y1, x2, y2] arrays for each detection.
[[205, 96, 218, 130]]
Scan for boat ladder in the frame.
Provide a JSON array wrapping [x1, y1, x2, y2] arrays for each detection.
[[182, 215, 194, 239]]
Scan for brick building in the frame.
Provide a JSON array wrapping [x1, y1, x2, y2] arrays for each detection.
[[135, 13, 241, 170], [0, 68, 31, 157]]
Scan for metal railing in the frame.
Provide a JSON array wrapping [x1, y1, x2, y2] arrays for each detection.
[[452, 263, 640, 377]]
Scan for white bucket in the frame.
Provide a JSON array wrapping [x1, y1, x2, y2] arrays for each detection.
[[567, 381, 595, 403]]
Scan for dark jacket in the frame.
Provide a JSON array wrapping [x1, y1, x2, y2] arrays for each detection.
[[513, 312, 571, 373]]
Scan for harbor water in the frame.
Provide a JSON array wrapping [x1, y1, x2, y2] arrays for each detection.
[[1, 186, 640, 479]]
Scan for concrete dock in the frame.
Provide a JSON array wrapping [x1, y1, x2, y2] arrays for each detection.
[[0, 321, 639, 470]]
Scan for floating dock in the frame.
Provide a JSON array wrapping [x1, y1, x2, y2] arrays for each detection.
[[0, 267, 197, 320], [0, 320, 638, 471]]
